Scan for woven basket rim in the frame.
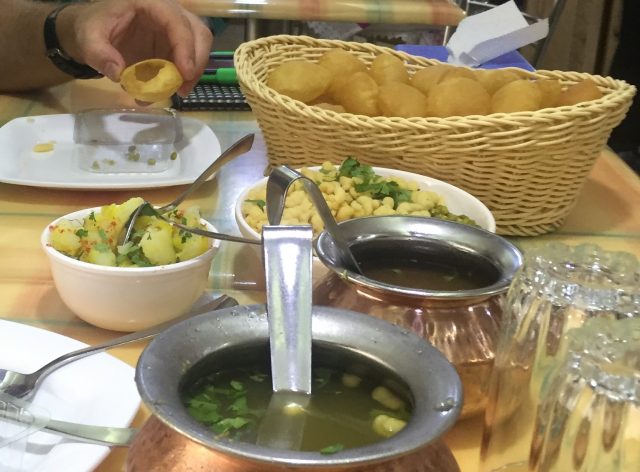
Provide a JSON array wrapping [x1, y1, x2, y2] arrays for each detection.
[[235, 34, 637, 127]]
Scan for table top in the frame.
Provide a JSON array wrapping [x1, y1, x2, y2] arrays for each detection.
[[1, 78, 639, 472]]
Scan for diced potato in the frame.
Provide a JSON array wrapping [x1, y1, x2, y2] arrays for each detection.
[[81, 246, 117, 266], [140, 220, 177, 265], [176, 232, 210, 261], [49, 198, 210, 267], [49, 220, 82, 256]]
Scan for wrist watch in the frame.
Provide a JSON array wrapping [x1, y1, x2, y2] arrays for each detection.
[[44, 4, 103, 79]]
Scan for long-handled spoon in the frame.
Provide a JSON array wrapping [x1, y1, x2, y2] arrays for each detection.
[[255, 225, 313, 450], [266, 165, 362, 274], [0, 295, 238, 401], [119, 133, 256, 246], [0, 399, 137, 447], [126, 202, 261, 245]]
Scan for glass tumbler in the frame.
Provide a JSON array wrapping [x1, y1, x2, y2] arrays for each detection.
[[529, 317, 640, 472], [74, 108, 178, 173], [480, 243, 640, 471]]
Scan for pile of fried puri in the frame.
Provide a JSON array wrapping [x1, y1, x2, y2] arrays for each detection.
[[266, 49, 604, 118]]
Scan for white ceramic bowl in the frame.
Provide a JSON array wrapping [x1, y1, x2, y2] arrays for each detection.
[[41, 207, 220, 332], [235, 166, 496, 240]]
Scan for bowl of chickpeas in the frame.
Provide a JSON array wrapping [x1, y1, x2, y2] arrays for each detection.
[[41, 198, 220, 332], [235, 158, 495, 241]]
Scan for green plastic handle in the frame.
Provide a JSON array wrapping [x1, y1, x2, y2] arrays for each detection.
[[199, 67, 237, 85]]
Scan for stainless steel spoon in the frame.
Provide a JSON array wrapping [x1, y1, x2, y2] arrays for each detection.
[[0, 295, 238, 401], [0, 399, 137, 447], [255, 225, 313, 450], [266, 165, 362, 274], [126, 202, 261, 245], [119, 133, 256, 246]]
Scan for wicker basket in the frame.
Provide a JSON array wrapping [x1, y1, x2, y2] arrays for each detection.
[[235, 35, 636, 236]]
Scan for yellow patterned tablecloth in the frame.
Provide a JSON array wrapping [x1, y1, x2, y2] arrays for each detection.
[[1, 78, 639, 471]]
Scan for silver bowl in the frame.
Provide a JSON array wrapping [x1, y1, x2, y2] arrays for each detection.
[[131, 304, 463, 470]]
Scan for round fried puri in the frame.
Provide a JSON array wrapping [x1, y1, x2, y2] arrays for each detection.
[[439, 66, 477, 83], [411, 64, 453, 97], [369, 54, 410, 86], [427, 77, 491, 117], [120, 59, 183, 103], [378, 82, 428, 118], [491, 79, 542, 113], [314, 102, 347, 113], [335, 71, 380, 116], [318, 49, 367, 101], [536, 79, 563, 109], [267, 60, 332, 103], [556, 79, 603, 106], [474, 69, 522, 95]]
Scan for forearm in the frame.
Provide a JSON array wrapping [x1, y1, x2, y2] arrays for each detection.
[[0, 0, 213, 95], [0, 0, 87, 92]]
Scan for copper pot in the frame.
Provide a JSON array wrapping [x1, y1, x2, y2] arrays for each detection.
[[128, 416, 460, 471], [312, 216, 523, 418], [128, 304, 463, 471]]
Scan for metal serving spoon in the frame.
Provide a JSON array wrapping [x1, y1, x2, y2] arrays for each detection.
[[255, 225, 313, 450], [119, 133, 257, 246], [0, 295, 238, 401], [266, 165, 362, 274], [0, 399, 137, 447]]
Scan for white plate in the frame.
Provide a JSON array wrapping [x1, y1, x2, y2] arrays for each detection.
[[0, 320, 140, 472], [235, 165, 496, 239], [0, 114, 221, 189]]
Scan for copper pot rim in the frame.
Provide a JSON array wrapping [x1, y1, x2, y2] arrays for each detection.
[[315, 216, 523, 300], [135, 304, 463, 468]]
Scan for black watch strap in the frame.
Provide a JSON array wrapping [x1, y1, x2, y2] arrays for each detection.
[[44, 4, 103, 79]]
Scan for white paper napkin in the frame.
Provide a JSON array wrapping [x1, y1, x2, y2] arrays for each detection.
[[446, 0, 549, 67]]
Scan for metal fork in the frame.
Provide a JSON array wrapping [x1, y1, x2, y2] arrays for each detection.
[[118, 133, 256, 246], [124, 202, 261, 245], [0, 294, 238, 400]]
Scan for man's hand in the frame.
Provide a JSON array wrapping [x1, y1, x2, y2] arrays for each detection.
[[58, 0, 213, 96]]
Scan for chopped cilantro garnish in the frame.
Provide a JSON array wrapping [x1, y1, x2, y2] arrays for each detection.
[[116, 243, 152, 267], [320, 443, 344, 454], [337, 158, 412, 209], [245, 199, 266, 211], [338, 157, 375, 182], [185, 377, 262, 440], [213, 417, 251, 435], [180, 230, 193, 244], [89, 211, 96, 221], [98, 228, 109, 243], [94, 242, 110, 253], [75, 228, 88, 238], [355, 180, 412, 208]]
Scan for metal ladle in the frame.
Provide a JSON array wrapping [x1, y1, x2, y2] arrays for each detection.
[[266, 166, 362, 274], [255, 225, 312, 450]]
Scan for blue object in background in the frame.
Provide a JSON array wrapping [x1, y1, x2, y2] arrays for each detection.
[[395, 45, 534, 71]]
